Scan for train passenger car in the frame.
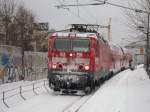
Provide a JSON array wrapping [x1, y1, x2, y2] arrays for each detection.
[[47, 25, 132, 94], [109, 44, 130, 73]]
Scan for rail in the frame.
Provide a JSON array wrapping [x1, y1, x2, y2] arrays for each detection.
[[0, 79, 49, 108]]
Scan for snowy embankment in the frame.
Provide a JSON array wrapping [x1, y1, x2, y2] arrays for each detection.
[[79, 65, 150, 112], [0, 79, 50, 112], [1, 65, 150, 112]]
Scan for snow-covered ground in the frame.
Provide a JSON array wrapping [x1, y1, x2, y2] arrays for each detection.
[[79, 65, 150, 112], [0, 65, 150, 112]]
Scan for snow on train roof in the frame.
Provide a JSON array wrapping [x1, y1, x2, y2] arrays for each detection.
[[51, 32, 98, 39], [122, 47, 132, 54], [109, 42, 132, 55], [109, 42, 121, 50], [109, 42, 132, 54]]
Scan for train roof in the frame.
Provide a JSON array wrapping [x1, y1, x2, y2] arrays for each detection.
[[121, 47, 132, 54], [109, 42, 122, 53], [50, 32, 99, 39], [109, 42, 121, 49], [109, 42, 132, 55]]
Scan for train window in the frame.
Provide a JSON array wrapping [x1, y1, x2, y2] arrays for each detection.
[[54, 38, 70, 51], [72, 39, 90, 52]]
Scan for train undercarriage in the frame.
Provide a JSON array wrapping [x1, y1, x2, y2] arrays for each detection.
[[48, 70, 112, 94]]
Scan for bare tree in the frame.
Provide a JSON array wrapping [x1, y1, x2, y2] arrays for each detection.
[[13, 4, 35, 49], [125, 0, 150, 40], [13, 4, 36, 78], [0, 0, 16, 44], [0, 1, 47, 52], [125, 0, 150, 73]]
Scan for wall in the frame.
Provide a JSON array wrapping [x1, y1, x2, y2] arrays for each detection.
[[0, 45, 22, 83], [129, 47, 145, 66], [24, 51, 47, 81], [0, 45, 48, 84]]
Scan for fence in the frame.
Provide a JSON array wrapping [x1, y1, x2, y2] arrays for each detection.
[[0, 79, 49, 108], [24, 51, 48, 81], [134, 54, 145, 66], [0, 45, 48, 84]]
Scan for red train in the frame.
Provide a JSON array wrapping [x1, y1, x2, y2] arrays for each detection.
[[47, 24, 132, 94]]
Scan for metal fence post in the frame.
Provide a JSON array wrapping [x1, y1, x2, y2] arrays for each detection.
[[33, 83, 37, 95], [2, 91, 9, 108], [44, 80, 49, 93], [146, 13, 150, 76], [44, 80, 45, 87], [19, 86, 26, 100]]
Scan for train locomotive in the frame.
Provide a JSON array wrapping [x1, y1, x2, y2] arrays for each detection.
[[47, 24, 132, 94]]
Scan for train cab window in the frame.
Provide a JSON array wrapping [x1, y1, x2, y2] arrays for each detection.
[[54, 38, 70, 51], [72, 39, 90, 52]]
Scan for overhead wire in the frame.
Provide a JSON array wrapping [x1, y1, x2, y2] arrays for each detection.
[[94, 0, 148, 13], [48, 29, 70, 33], [65, 8, 91, 23], [56, 0, 91, 24], [80, 6, 98, 24], [57, 0, 148, 14]]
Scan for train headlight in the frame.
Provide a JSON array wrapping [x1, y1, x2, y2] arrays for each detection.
[[70, 53, 73, 57], [85, 65, 89, 70], [52, 64, 57, 69]]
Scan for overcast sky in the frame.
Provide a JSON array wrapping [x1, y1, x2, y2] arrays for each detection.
[[19, 0, 133, 45]]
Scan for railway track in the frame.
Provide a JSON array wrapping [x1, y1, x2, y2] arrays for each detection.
[[62, 95, 84, 112], [62, 92, 95, 112]]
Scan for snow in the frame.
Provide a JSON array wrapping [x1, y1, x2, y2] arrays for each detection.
[[0, 81, 31, 93], [79, 66, 150, 112], [1, 65, 150, 112], [8, 93, 80, 112]]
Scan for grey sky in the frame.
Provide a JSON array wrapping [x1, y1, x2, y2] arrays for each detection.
[[20, 0, 132, 45]]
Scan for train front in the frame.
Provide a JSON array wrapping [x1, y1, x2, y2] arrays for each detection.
[[48, 32, 96, 93]]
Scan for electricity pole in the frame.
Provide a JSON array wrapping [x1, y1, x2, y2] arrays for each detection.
[[146, 14, 150, 74]]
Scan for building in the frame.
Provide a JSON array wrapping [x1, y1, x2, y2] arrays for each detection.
[[125, 41, 146, 66]]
